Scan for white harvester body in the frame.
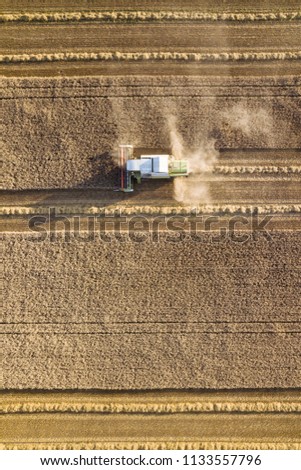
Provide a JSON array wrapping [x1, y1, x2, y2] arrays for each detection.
[[128, 155, 169, 177], [118, 145, 189, 192]]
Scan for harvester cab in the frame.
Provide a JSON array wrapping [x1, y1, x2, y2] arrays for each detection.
[[118, 144, 189, 192]]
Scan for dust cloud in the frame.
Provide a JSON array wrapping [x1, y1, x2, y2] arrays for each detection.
[[222, 104, 274, 143], [167, 115, 219, 206]]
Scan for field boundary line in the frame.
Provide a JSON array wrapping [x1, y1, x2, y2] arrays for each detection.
[[4, 324, 301, 338]]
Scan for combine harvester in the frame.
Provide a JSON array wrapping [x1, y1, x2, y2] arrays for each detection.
[[118, 144, 189, 192]]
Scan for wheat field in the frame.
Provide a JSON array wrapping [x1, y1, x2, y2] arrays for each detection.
[[1, 0, 300, 449]]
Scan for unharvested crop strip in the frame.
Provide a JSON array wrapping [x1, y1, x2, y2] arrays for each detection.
[[3, 442, 301, 450], [2, 51, 301, 64], [1, 11, 301, 23], [3, 402, 300, 413], [1, 204, 300, 216], [213, 166, 301, 174], [2, 398, 301, 414]]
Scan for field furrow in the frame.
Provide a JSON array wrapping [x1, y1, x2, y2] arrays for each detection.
[[2, 1, 300, 13], [2, 23, 300, 56]]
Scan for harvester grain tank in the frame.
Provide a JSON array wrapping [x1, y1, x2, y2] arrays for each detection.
[[118, 144, 189, 192]]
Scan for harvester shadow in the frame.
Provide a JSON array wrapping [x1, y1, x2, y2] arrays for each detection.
[[75, 151, 175, 207], [78, 152, 119, 191], [23, 152, 174, 210], [11, 152, 122, 210]]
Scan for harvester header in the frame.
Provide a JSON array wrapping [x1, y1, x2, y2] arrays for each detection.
[[118, 144, 189, 192]]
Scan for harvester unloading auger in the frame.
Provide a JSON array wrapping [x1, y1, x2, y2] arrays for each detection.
[[118, 144, 189, 192]]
